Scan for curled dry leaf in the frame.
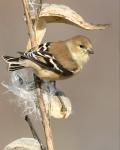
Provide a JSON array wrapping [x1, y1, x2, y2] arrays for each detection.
[[27, 3, 109, 49]]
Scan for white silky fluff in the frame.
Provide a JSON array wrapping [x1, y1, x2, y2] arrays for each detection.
[[2, 68, 72, 119], [2, 69, 41, 117]]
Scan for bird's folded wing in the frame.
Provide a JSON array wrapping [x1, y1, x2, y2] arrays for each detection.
[[22, 42, 74, 76]]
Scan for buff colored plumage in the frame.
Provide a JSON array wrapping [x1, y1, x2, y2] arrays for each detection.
[[3, 35, 94, 80]]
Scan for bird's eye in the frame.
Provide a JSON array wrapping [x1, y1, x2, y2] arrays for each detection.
[[80, 45, 85, 48]]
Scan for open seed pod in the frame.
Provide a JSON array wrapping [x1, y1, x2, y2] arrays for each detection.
[[27, 3, 109, 49], [3, 138, 40, 150], [43, 92, 72, 119]]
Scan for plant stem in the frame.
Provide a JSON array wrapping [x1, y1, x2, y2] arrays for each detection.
[[22, 0, 37, 47], [34, 75, 54, 150], [25, 115, 46, 150], [21, 1, 54, 150]]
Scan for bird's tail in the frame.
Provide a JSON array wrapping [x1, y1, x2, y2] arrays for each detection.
[[2, 55, 25, 71]]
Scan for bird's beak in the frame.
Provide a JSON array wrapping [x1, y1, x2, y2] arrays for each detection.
[[87, 49, 94, 54]]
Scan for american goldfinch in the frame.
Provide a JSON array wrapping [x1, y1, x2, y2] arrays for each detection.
[[3, 35, 94, 80]]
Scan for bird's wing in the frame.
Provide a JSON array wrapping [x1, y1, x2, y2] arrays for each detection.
[[23, 42, 74, 76]]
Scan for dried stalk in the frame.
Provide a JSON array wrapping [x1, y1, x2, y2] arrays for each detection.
[[34, 76, 54, 150], [21, 0, 54, 150], [25, 115, 46, 150], [22, 0, 37, 47]]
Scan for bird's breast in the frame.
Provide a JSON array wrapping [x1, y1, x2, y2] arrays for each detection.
[[37, 69, 73, 80]]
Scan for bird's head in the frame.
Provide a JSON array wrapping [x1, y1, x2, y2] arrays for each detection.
[[66, 35, 94, 68]]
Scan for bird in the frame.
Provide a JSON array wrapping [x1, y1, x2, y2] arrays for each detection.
[[2, 35, 94, 80]]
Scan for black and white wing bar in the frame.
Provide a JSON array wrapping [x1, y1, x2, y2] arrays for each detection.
[[23, 42, 74, 76]]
